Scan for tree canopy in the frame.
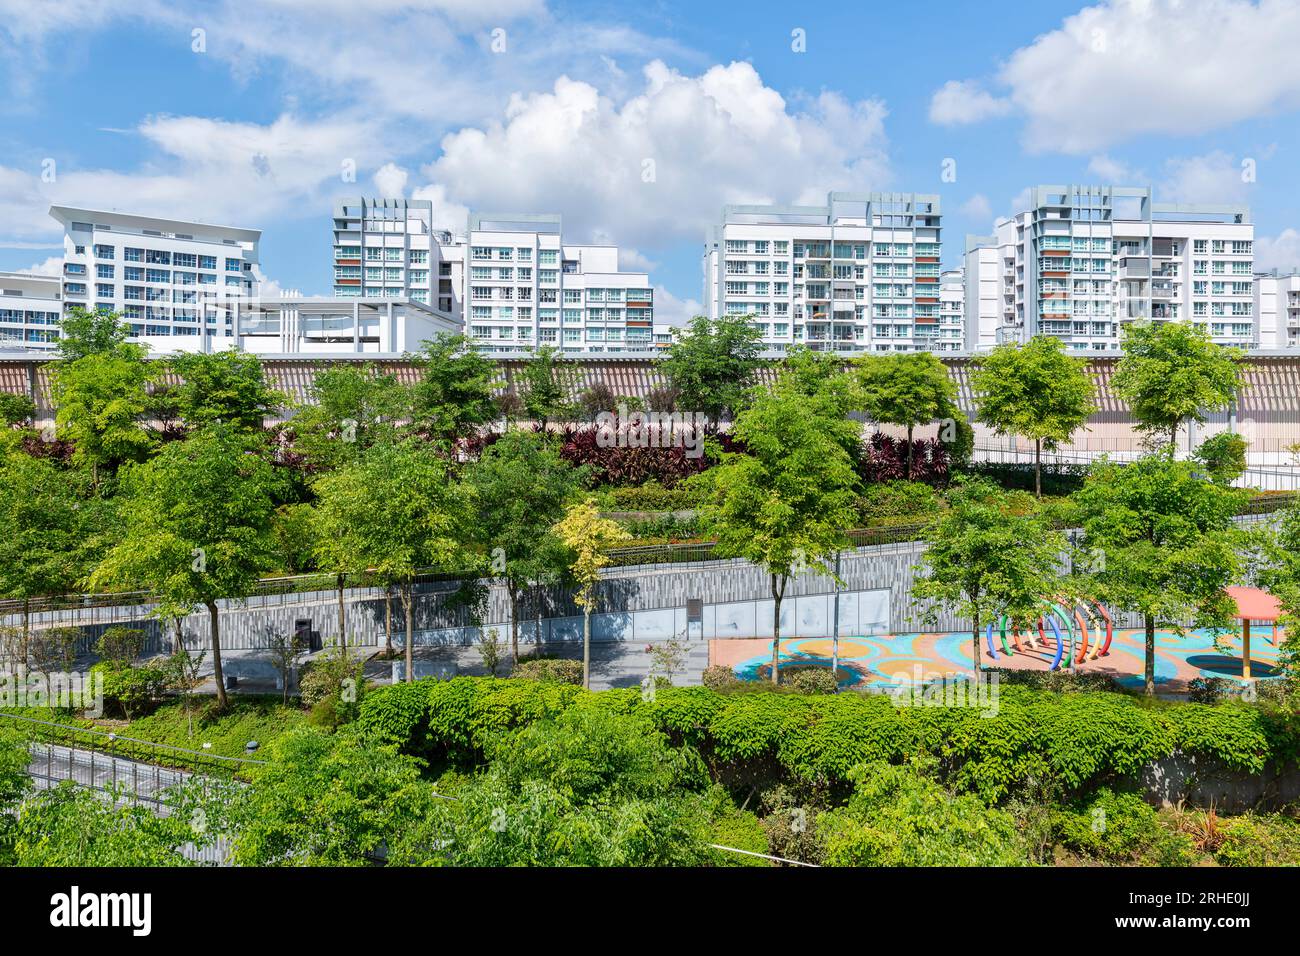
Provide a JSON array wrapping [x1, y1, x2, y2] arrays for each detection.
[[1112, 322, 1242, 449], [971, 336, 1097, 496], [659, 315, 765, 424]]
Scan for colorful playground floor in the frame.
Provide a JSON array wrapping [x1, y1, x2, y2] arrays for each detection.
[[712, 628, 1282, 693]]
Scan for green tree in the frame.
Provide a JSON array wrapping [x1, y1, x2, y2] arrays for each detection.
[[972, 336, 1097, 496], [50, 339, 155, 491], [166, 349, 283, 432], [466, 430, 585, 664], [911, 476, 1064, 673], [88, 424, 286, 708], [54, 306, 133, 362], [659, 315, 765, 425], [390, 708, 712, 866], [518, 345, 581, 431], [857, 351, 960, 480], [1196, 431, 1249, 486], [1072, 454, 1247, 695], [0, 393, 36, 428], [407, 333, 499, 445], [553, 499, 631, 689], [0, 455, 91, 664], [230, 727, 435, 866], [289, 363, 408, 471], [13, 782, 210, 866], [1112, 322, 1242, 450], [692, 370, 860, 684], [312, 440, 476, 683]]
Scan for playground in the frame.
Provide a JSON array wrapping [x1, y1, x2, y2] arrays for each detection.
[[713, 623, 1283, 693], [713, 588, 1287, 693]]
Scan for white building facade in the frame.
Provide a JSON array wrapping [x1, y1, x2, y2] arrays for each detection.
[[50, 206, 262, 345], [1256, 271, 1300, 349], [464, 213, 654, 354], [964, 186, 1254, 352], [703, 192, 951, 354], [0, 272, 62, 350], [331, 198, 462, 317]]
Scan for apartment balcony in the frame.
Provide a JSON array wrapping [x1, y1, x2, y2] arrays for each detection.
[[1118, 261, 1151, 279]]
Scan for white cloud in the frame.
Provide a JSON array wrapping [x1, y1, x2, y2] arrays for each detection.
[[1087, 154, 1141, 182], [928, 80, 1013, 125], [21, 255, 63, 276], [0, 112, 390, 243], [618, 248, 657, 272], [373, 162, 410, 197], [1160, 150, 1250, 204], [651, 285, 701, 327], [409, 182, 471, 237], [417, 60, 892, 250], [933, 0, 1300, 153], [959, 194, 992, 221], [1257, 229, 1300, 273]]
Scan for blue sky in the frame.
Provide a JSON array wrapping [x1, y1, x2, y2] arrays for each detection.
[[2, 0, 1299, 322]]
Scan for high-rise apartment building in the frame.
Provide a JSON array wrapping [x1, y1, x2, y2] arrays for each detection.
[[0, 271, 62, 350], [464, 213, 654, 354], [50, 206, 262, 344], [331, 198, 462, 317], [964, 186, 1254, 352], [702, 192, 950, 354], [1256, 271, 1300, 349]]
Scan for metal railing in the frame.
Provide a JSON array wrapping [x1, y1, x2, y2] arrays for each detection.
[[0, 712, 265, 781]]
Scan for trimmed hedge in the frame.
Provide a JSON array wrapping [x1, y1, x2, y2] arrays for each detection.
[[356, 678, 1300, 802]]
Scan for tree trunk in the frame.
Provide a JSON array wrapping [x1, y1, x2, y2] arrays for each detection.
[[173, 616, 184, 655], [402, 580, 415, 684], [906, 424, 914, 481], [971, 607, 982, 675], [207, 600, 228, 709], [508, 583, 520, 665], [1034, 437, 1042, 498], [1144, 614, 1156, 696], [336, 573, 347, 654], [582, 608, 591, 691], [384, 587, 393, 657], [20, 598, 29, 671], [770, 573, 786, 685]]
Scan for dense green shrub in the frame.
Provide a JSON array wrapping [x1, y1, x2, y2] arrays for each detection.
[[604, 481, 700, 512], [857, 480, 942, 523], [818, 759, 1028, 866], [92, 659, 168, 719], [1052, 788, 1161, 862], [709, 807, 770, 866], [701, 664, 741, 691], [1213, 813, 1300, 866], [511, 658, 584, 684], [350, 677, 1300, 805], [788, 668, 839, 696], [298, 647, 365, 728]]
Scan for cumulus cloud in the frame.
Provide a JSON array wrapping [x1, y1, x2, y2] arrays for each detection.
[[1087, 154, 1141, 182], [928, 80, 1013, 125], [932, 0, 1300, 153], [1257, 229, 1300, 273], [416, 60, 892, 250], [21, 255, 64, 276], [373, 162, 410, 198], [651, 285, 702, 327]]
